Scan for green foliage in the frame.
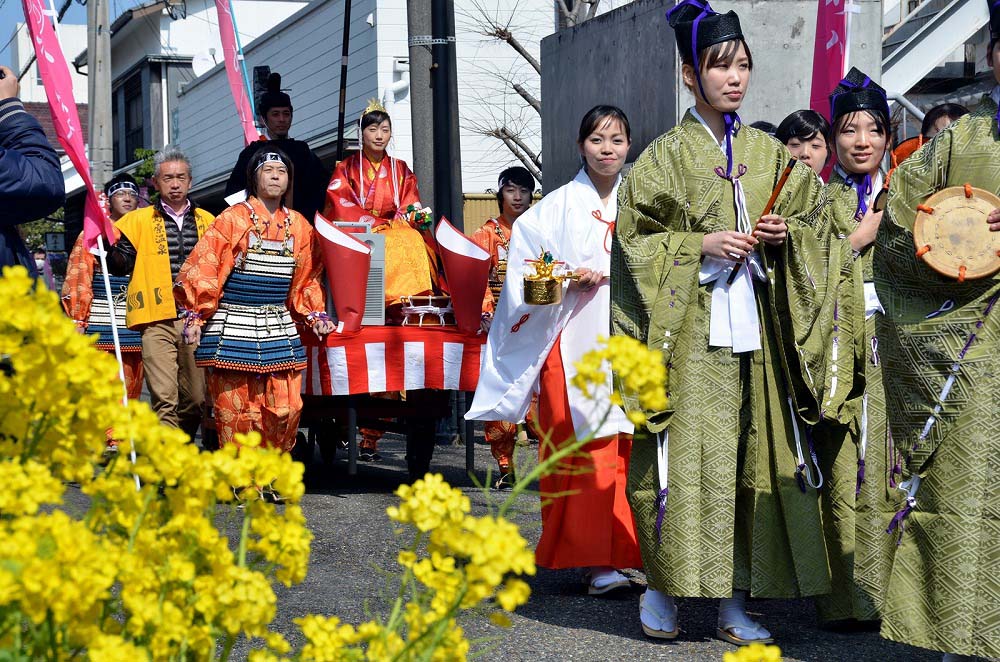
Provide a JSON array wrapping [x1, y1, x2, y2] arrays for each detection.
[[132, 147, 156, 184], [19, 208, 64, 251]]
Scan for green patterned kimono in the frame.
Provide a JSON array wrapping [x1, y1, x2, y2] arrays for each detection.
[[875, 98, 1000, 658], [812, 171, 902, 622], [611, 111, 853, 599]]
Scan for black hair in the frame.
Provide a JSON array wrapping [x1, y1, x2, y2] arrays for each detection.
[[245, 146, 294, 206], [258, 72, 292, 116], [775, 109, 831, 146], [495, 166, 535, 213], [577, 105, 631, 144], [749, 120, 776, 135], [920, 103, 969, 138], [681, 38, 754, 72], [361, 110, 392, 131], [103, 173, 139, 197]]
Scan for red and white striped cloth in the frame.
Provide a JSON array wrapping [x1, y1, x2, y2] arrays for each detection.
[[302, 326, 486, 396]]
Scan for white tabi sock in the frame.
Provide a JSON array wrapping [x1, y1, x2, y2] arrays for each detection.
[[640, 588, 677, 632], [718, 589, 771, 640], [589, 566, 628, 589]]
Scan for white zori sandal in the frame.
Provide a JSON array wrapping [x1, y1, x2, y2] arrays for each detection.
[[716, 590, 774, 645], [640, 588, 679, 640], [586, 567, 631, 595]]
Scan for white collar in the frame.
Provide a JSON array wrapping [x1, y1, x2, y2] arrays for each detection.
[[690, 106, 727, 151]]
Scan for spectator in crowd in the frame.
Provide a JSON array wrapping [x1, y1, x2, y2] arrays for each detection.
[[225, 73, 328, 224], [108, 146, 215, 442], [0, 65, 65, 276]]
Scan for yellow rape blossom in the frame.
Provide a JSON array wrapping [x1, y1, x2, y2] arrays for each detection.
[[724, 643, 783, 662]]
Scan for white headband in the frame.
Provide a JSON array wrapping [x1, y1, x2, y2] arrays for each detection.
[[107, 181, 139, 197], [254, 152, 287, 171]]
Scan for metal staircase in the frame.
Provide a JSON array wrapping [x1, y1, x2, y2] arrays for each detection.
[[881, 0, 988, 96]]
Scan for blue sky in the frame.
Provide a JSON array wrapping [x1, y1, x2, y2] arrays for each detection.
[[1, 0, 88, 69]]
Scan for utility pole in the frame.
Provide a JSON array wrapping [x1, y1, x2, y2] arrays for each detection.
[[407, 0, 435, 213], [430, 0, 463, 230], [87, 0, 113, 189]]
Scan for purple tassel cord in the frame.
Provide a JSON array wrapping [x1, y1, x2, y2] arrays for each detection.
[[654, 487, 669, 542], [886, 497, 916, 546], [850, 173, 873, 218], [855, 458, 866, 497]]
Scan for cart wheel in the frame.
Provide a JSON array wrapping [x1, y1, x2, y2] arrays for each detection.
[[291, 431, 313, 464], [316, 421, 345, 465], [405, 419, 436, 481]]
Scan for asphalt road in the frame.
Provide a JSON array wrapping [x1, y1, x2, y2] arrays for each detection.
[[241, 432, 955, 662], [56, 425, 969, 661]]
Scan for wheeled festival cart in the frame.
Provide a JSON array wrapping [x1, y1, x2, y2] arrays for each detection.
[[297, 325, 485, 478]]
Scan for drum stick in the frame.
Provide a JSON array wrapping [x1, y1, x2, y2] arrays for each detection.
[[727, 157, 798, 285]]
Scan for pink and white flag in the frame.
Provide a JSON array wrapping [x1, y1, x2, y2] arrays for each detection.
[[809, 0, 848, 119], [214, 0, 259, 145], [22, 0, 115, 251]]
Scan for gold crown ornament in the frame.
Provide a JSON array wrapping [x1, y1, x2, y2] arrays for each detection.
[[523, 248, 578, 305], [362, 97, 387, 117]]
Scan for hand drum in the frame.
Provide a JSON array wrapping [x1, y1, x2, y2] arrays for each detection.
[[913, 185, 1000, 282]]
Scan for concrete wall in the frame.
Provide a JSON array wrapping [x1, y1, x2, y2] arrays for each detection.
[[677, 0, 883, 127], [540, 0, 675, 191], [541, 0, 882, 189]]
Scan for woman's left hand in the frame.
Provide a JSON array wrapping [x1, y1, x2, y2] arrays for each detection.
[[753, 214, 788, 246], [312, 319, 336, 338], [570, 267, 604, 291]]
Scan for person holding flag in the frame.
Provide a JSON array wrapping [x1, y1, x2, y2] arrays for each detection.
[[177, 148, 331, 458], [62, 174, 146, 425]]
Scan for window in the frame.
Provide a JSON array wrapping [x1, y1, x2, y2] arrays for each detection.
[[113, 71, 147, 169], [123, 74, 144, 163]]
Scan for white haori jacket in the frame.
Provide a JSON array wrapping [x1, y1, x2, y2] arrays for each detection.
[[466, 168, 633, 440]]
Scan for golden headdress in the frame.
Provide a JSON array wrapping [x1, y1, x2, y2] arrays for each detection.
[[362, 97, 387, 118]]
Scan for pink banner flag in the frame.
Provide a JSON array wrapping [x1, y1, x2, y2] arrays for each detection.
[[22, 0, 114, 251], [215, 0, 259, 146], [809, 0, 848, 118]]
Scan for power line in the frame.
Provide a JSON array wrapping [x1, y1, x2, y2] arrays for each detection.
[[0, 23, 25, 61]]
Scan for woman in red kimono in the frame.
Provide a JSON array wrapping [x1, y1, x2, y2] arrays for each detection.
[[323, 99, 442, 461]]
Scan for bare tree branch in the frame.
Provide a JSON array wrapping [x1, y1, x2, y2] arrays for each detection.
[[482, 25, 541, 75], [495, 126, 542, 169], [556, 0, 575, 22], [512, 83, 541, 114], [493, 133, 543, 182]]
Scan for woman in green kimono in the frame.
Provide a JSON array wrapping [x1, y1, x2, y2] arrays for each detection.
[[811, 69, 901, 626], [611, 0, 852, 645], [873, 2, 1000, 659]]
